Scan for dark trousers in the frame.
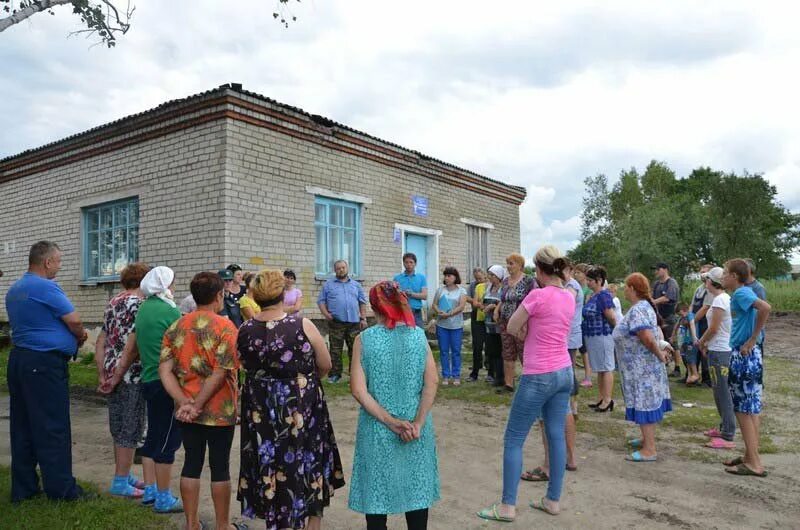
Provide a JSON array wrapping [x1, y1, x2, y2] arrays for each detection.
[[179, 422, 235, 481], [485, 332, 503, 384], [7, 346, 82, 502], [328, 319, 360, 377], [412, 309, 424, 328], [470, 313, 486, 378], [696, 319, 711, 383], [366, 509, 429, 530]]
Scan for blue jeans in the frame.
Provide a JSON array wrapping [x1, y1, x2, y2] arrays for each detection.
[[502, 366, 573, 505], [436, 325, 463, 379]]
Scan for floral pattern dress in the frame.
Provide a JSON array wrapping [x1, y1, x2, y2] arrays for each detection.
[[237, 315, 345, 529], [612, 301, 672, 424], [102, 291, 143, 383]]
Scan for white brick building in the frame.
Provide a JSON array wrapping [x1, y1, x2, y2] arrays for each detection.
[[0, 84, 525, 324]]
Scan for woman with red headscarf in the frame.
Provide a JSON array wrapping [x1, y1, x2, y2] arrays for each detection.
[[348, 281, 441, 530]]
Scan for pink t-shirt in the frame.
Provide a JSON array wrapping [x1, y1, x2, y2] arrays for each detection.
[[520, 285, 575, 375]]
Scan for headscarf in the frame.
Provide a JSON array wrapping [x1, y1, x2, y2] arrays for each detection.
[[487, 264, 507, 281], [140, 266, 176, 308], [369, 281, 416, 329]]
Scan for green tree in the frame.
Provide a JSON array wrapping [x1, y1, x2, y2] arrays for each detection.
[[572, 162, 799, 281], [708, 173, 800, 276]]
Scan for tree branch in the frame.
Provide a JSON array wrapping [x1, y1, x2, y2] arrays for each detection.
[[0, 0, 72, 33]]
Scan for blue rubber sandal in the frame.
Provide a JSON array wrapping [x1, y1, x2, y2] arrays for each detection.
[[627, 438, 643, 449], [625, 450, 657, 462]]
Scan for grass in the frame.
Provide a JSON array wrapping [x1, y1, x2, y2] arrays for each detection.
[[0, 466, 173, 530], [0, 347, 99, 392], [680, 279, 800, 312]]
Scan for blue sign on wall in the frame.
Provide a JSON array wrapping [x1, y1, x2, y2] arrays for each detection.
[[412, 195, 429, 217]]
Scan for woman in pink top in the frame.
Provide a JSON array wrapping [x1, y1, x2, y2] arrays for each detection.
[[478, 246, 575, 523]]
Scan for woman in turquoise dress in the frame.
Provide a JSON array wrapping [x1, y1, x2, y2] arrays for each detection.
[[349, 281, 440, 530], [612, 273, 672, 462]]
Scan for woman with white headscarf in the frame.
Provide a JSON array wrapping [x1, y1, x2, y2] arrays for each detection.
[[482, 265, 506, 388], [130, 266, 185, 513]]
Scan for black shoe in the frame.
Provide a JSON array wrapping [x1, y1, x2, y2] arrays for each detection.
[[703, 380, 713, 388], [595, 400, 614, 413], [669, 369, 681, 378], [495, 385, 515, 394], [588, 400, 603, 409]]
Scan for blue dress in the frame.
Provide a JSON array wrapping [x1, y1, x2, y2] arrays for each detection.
[[348, 325, 440, 514], [612, 301, 672, 424]]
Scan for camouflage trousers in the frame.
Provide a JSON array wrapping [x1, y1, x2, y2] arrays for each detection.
[[328, 320, 361, 377]]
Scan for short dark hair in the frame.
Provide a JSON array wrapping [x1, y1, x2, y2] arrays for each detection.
[[190, 272, 224, 305], [28, 240, 60, 266], [442, 266, 461, 285], [586, 265, 607, 284], [677, 302, 690, 311], [725, 259, 750, 284], [283, 269, 296, 280], [120, 262, 151, 289], [402, 252, 417, 264]]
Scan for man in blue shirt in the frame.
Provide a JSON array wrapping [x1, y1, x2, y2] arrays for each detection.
[[5, 241, 89, 502], [392, 252, 428, 327], [317, 260, 367, 383], [722, 258, 771, 477]]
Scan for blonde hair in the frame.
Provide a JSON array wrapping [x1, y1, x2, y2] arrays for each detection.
[[252, 269, 286, 307], [506, 253, 525, 268], [533, 245, 568, 280]]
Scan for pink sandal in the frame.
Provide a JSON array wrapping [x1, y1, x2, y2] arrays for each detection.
[[703, 428, 722, 438], [705, 438, 736, 450]]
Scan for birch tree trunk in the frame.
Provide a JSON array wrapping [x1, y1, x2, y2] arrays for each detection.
[[0, 0, 73, 33]]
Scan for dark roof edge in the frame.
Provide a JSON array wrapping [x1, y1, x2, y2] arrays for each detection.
[[1, 83, 527, 198]]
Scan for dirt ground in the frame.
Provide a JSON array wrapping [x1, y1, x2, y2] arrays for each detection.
[[2, 313, 800, 529]]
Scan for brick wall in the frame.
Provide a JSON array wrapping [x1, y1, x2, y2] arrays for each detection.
[[0, 87, 522, 328], [0, 120, 228, 324]]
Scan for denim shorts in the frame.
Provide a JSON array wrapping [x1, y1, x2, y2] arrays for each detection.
[[680, 343, 698, 366], [729, 345, 763, 414]]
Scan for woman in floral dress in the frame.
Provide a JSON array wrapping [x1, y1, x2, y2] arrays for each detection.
[[612, 273, 672, 462], [495, 253, 536, 392], [237, 269, 345, 530]]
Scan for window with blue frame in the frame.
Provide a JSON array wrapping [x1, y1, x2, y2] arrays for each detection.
[[314, 196, 361, 276], [83, 197, 139, 281]]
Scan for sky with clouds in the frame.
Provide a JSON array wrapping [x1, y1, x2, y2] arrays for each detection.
[[2, 0, 799, 261]]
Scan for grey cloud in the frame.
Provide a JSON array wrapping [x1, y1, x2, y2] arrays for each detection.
[[381, 8, 759, 89]]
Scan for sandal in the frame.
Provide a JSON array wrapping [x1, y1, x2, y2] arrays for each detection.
[[476, 503, 514, 523], [566, 464, 578, 472], [705, 438, 736, 450], [725, 463, 767, 477], [723, 456, 744, 467], [627, 438, 643, 449], [529, 497, 559, 516], [231, 523, 249, 530], [704, 428, 722, 438], [625, 451, 657, 462], [521, 467, 549, 481]]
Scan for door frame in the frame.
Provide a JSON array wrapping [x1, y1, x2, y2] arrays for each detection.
[[394, 223, 441, 308]]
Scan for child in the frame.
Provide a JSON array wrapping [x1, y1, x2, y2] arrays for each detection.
[[671, 303, 697, 384], [607, 283, 624, 325], [721, 259, 770, 477]]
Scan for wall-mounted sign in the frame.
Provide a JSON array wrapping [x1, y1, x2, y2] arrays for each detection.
[[412, 195, 429, 217], [393, 228, 401, 244]]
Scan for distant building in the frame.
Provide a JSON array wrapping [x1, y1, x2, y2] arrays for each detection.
[[0, 83, 525, 325]]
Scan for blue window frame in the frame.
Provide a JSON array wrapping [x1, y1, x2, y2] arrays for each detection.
[[314, 196, 361, 276], [82, 197, 139, 281]]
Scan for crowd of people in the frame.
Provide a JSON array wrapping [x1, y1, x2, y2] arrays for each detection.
[[3, 239, 772, 529]]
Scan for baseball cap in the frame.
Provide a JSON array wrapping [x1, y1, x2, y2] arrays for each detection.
[[218, 268, 234, 280], [651, 262, 669, 270], [702, 266, 724, 285]]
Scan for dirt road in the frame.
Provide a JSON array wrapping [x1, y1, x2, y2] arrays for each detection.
[[2, 313, 799, 529]]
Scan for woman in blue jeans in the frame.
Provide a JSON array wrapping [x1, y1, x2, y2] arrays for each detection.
[[478, 245, 576, 522], [432, 267, 467, 386]]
